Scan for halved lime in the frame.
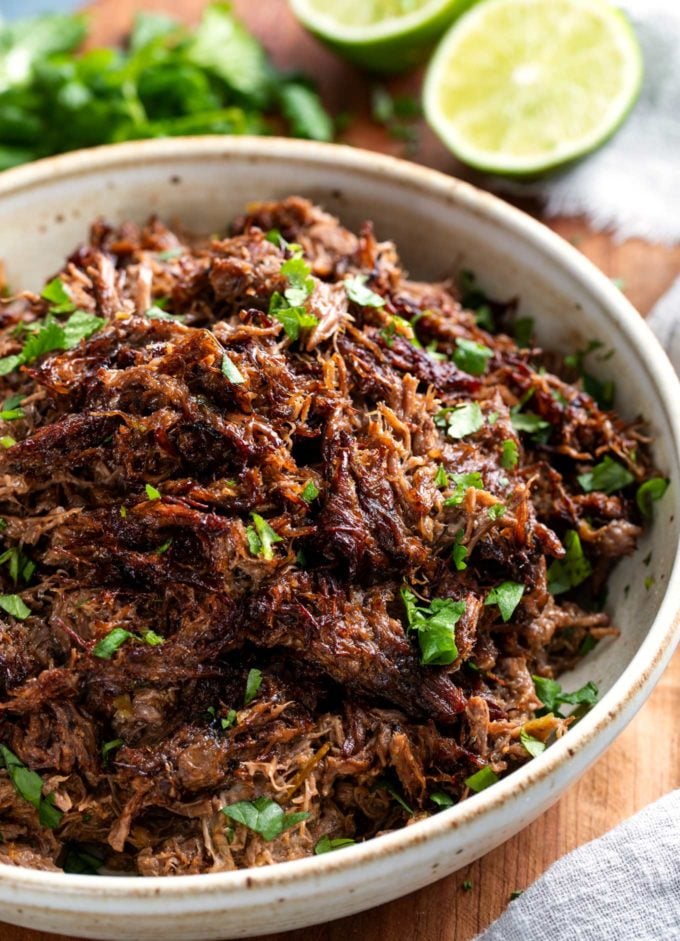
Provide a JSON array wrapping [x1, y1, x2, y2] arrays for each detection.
[[289, 0, 476, 73], [423, 0, 643, 175]]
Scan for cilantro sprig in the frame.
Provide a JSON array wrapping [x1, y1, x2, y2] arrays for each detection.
[[0, 744, 62, 828], [400, 587, 465, 665], [547, 530, 592, 595], [221, 796, 309, 841]]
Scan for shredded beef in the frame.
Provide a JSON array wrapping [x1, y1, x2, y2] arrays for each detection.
[[0, 197, 653, 874]]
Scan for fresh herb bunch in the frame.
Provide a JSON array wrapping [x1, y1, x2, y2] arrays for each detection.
[[0, 4, 333, 171]]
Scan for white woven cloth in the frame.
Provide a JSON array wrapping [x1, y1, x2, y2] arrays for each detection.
[[491, 0, 680, 245], [476, 789, 680, 941]]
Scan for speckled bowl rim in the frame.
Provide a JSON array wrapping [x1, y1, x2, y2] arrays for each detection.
[[0, 136, 678, 905]]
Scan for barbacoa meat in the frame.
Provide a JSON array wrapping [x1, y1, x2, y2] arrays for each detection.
[[0, 197, 653, 874]]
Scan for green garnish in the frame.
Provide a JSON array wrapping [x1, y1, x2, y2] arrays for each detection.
[[430, 791, 455, 809], [434, 464, 449, 488], [510, 889, 523, 900], [577, 456, 634, 494], [157, 247, 183, 261], [41, 276, 75, 313], [565, 339, 615, 409], [221, 709, 238, 730], [0, 436, 16, 448], [314, 835, 356, 854], [487, 503, 506, 520], [452, 338, 493, 376], [155, 538, 172, 555], [0, 546, 35, 584], [0, 6, 333, 174], [0, 308, 104, 376], [462, 879, 473, 891], [533, 676, 598, 715], [145, 483, 161, 501], [500, 439, 519, 469], [513, 317, 534, 348], [92, 626, 163, 659], [0, 594, 31, 620], [400, 587, 464, 666], [547, 530, 592, 595], [280, 255, 315, 306], [484, 581, 524, 622], [0, 394, 24, 421], [644, 575, 655, 591], [0, 744, 62, 829], [519, 728, 546, 758], [636, 477, 669, 517], [452, 531, 468, 571], [62, 846, 103, 875], [344, 274, 384, 308], [380, 315, 418, 348], [376, 780, 413, 815], [510, 406, 550, 437], [268, 295, 318, 341], [443, 471, 485, 507], [221, 354, 245, 385], [101, 739, 123, 764], [221, 797, 309, 841], [244, 668, 262, 706], [245, 513, 282, 561], [436, 402, 485, 440], [464, 766, 498, 792], [301, 480, 319, 503]]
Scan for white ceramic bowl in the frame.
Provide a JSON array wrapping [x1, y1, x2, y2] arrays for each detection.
[[0, 138, 678, 941]]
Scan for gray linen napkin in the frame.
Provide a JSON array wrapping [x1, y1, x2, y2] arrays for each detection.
[[476, 789, 680, 941]]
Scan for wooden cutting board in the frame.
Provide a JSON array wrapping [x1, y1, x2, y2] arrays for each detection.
[[3, 2, 680, 940]]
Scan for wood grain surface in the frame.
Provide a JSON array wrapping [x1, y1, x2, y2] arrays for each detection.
[[3, 2, 680, 940]]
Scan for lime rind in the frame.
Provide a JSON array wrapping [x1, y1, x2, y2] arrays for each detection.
[[423, 0, 643, 176], [290, 0, 476, 73]]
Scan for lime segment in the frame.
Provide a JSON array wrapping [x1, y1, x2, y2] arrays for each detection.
[[290, 0, 475, 73], [423, 0, 643, 175]]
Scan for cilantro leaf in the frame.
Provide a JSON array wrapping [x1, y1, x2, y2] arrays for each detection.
[[636, 477, 669, 518], [500, 439, 519, 469], [510, 406, 550, 437], [278, 82, 333, 142], [92, 627, 134, 659], [244, 667, 262, 706], [41, 276, 75, 313], [533, 676, 599, 716], [577, 456, 634, 494], [464, 766, 498, 792], [314, 835, 356, 854], [430, 791, 455, 809], [434, 464, 449, 488], [301, 480, 319, 503], [453, 338, 493, 376], [145, 483, 161, 500], [519, 728, 546, 758], [0, 594, 31, 620], [484, 581, 525, 622], [344, 274, 384, 308], [400, 587, 464, 665], [437, 403, 485, 440], [102, 738, 123, 763], [221, 796, 309, 841], [443, 471, 484, 507], [452, 531, 468, 571], [221, 354, 245, 384], [547, 530, 592, 595], [246, 513, 282, 561], [513, 317, 534, 348], [0, 744, 62, 829]]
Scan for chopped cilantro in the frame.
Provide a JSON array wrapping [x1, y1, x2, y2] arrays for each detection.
[[443, 471, 485, 507], [519, 728, 546, 758], [221, 797, 309, 841], [510, 890, 523, 900], [636, 477, 669, 518], [344, 274, 384, 308], [0, 744, 62, 829], [376, 780, 413, 815], [62, 846, 103, 875], [314, 835, 356, 854], [157, 247, 183, 261], [462, 879, 473, 891], [400, 587, 464, 665], [0, 436, 16, 448], [280, 255, 315, 306], [434, 464, 449, 488], [513, 317, 534, 348], [145, 483, 161, 501], [577, 456, 634, 494], [268, 292, 318, 341], [221, 354, 245, 384], [0, 546, 35, 584], [430, 791, 455, 809], [510, 406, 550, 437], [533, 676, 598, 715], [221, 709, 238, 730], [579, 634, 598, 656], [487, 503, 506, 521], [452, 530, 468, 571], [547, 530, 592, 595], [500, 439, 519, 469], [244, 667, 262, 705], [0, 594, 31, 620], [437, 402, 485, 440], [644, 575, 655, 591], [155, 538, 172, 555], [245, 513, 282, 561], [92, 626, 163, 659], [101, 739, 123, 764], [465, 766, 498, 792], [484, 581, 524, 622], [41, 276, 74, 313], [453, 338, 493, 376], [301, 480, 319, 503], [0, 310, 104, 376]]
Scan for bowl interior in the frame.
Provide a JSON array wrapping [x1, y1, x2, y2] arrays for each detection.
[[0, 138, 676, 704]]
